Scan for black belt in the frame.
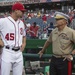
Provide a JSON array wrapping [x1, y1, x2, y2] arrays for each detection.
[[5, 46, 20, 51]]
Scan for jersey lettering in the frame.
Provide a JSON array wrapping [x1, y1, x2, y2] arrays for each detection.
[[5, 33, 14, 40], [20, 28, 23, 35]]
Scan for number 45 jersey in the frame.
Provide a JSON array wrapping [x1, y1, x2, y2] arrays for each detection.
[[0, 16, 26, 47]]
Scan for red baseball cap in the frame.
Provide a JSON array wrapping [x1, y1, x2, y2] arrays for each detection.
[[12, 2, 26, 12]]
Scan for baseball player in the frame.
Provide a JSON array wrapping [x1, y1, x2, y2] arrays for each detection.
[[0, 2, 26, 75], [38, 12, 75, 75]]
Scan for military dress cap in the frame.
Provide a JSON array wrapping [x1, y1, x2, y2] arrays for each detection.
[[54, 12, 70, 20]]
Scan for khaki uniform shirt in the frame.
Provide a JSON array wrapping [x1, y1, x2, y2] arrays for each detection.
[[47, 26, 75, 55]]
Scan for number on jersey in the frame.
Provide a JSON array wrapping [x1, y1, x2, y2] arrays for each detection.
[[5, 33, 14, 40]]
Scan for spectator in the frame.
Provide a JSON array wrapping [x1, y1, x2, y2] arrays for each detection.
[[42, 14, 47, 24], [28, 13, 31, 19], [72, 9, 75, 19], [45, 66, 50, 75], [26, 22, 31, 39], [37, 11, 41, 18], [29, 22, 39, 39], [70, 9, 75, 29], [44, 59, 51, 75], [46, 22, 54, 36]]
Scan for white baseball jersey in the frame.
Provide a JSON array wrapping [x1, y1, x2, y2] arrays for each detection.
[[0, 16, 26, 63]]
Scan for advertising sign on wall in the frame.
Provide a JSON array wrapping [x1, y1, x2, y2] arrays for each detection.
[[0, 0, 71, 6]]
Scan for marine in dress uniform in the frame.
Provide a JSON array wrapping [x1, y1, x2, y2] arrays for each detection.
[[38, 12, 75, 75]]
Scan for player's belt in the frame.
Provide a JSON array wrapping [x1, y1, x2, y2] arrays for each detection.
[[5, 46, 20, 51]]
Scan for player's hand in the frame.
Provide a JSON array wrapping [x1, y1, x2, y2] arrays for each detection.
[[38, 50, 44, 58], [0, 39, 4, 48], [20, 44, 25, 52]]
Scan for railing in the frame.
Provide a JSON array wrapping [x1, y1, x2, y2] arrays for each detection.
[[23, 53, 75, 60], [23, 53, 52, 58], [23, 53, 75, 74]]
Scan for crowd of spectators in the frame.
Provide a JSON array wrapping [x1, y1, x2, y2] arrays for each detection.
[[24, 9, 75, 39], [0, 9, 75, 39], [24, 10, 57, 39]]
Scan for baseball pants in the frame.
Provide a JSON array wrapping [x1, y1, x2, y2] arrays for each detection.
[[1, 60, 23, 75]]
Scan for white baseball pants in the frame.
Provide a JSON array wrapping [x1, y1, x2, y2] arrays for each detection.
[[1, 60, 23, 75]]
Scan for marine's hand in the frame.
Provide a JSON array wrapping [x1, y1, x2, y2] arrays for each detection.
[[63, 54, 73, 61], [66, 54, 73, 61], [38, 50, 43, 58]]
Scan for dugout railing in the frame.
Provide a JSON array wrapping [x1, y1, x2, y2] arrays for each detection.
[[23, 53, 75, 75]]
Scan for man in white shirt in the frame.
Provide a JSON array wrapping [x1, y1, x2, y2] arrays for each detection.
[[0, 2, 26, 75]]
